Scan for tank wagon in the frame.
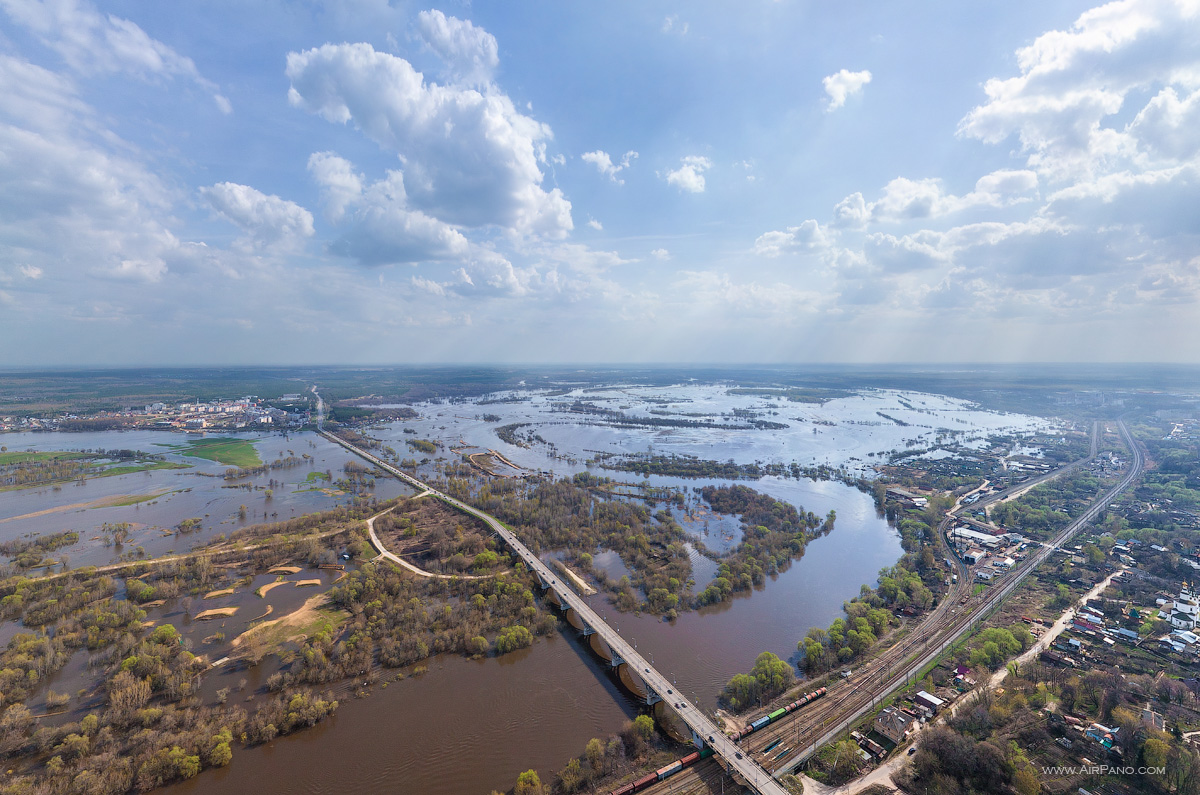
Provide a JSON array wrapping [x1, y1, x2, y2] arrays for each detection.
[[729, 686, 827, 741]]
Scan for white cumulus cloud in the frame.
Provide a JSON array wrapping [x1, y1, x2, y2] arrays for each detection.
[[754, 220, 829, 257], [200, 182, 314, 253], [286, 41, 572, 238], [957, 0, 1200, 180], [307, 151, 364, 223], [308, 154, 471, 266], [416, 9, 498, 88], [664, 155, 712, 193], [581, 149, 638, 183], [823, 69, 872, 110]]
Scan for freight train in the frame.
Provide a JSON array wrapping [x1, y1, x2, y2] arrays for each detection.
[[606, 747, 714, 795], [729, 686, 827, 741], [602, 686, 827, 795]]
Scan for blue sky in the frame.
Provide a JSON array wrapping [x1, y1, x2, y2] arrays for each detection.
[[1, 0, 1198, 365]]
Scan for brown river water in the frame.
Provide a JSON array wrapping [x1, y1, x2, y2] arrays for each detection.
[[175, 632, 640, 795], [162, 474, 901, 794], [7, 389, 1010, 793]]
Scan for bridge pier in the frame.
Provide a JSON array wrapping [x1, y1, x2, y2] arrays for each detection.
[[323, 427, 795, 795]]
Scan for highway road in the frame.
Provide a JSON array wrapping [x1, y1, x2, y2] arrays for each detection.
[[323, 409, 1141, 795], [321, 427, 789, 795], [639, 420, 1139, 793]]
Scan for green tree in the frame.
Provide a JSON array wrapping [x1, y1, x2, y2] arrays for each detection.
[[750, 651, 794, 699], [1014, 764, 1041, 795], [1145, 737, 1170, 774], [558, 757, 584, 793], [514, 769, 545, 795], [633, 714, 655, 741], [585, 737, 606, 774], [722, 673, 761, 710], [495, 625, 533, 654]]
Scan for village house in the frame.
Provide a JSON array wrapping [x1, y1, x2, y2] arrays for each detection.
[[874, 707, 914, 744]]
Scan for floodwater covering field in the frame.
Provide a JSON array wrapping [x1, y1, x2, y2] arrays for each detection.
[[0, 429, 412, 568], [2, 382, 1055, 794], [369, 383, 1054, 482]]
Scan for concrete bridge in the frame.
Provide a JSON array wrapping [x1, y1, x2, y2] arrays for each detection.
[[321, 429, 789, 795]]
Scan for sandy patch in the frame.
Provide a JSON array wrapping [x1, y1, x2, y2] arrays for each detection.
[[232, 594, 336, 649], [0, 493, 162, 523], [195, 607, 239, 620], [203, 588, 235, 599], [268, 565, 302, 575], [256, 581, 285, 598], [293, 579, 321, 587]]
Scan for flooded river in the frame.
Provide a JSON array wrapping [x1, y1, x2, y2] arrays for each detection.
[[161, 466, 902, 793], [0, 429, 411, 566], [175, 633, 640, 795], [2, 383, 1052, 793]]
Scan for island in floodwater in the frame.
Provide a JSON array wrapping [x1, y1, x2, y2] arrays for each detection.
[[0, 364, 1196, 795]]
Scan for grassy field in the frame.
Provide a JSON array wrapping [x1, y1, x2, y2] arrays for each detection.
[[102, 461, 192, 477], [174, 437, 263, 468]]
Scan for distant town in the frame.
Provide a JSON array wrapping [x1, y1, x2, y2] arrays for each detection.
[[0, 394, 311, 433]]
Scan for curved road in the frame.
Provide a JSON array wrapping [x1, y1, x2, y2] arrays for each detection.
[[320, 427, 789, 795], [323, 411, 1141, 795]]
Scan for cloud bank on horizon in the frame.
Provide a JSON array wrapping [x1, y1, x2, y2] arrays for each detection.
[[0, 0, 1197, 365]]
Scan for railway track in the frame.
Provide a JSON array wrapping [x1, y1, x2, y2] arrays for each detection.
[[640, 421, 1140, 794], [762, 420, 1140, 774]]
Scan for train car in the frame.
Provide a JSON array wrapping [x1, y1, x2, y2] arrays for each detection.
[[734, 686, 828, 742], [632, 772, 657, 791], [656, 761, 683, 781], [608, 784, 635, 795], [679, 751, 701, 767], [699, 747, 714, 759]]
